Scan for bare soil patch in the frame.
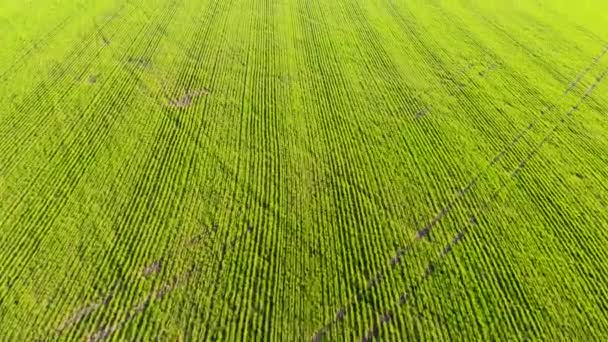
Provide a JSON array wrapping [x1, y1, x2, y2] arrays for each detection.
[[56, 290, 114, 334], [336, 308, 346, 321], [168, 89, 209, 108], [414, 108, 429, 119], [142, 260, 162, 277], [127, 56, 151, 68]]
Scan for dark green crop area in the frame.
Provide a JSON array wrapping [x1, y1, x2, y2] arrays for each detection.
[[1, 0, 608, 340]]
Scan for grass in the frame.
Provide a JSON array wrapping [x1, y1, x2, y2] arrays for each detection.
[[1, 0, 608, 340]]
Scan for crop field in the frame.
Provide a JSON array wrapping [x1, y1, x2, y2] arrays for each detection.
[[1, 0, 608, 340]]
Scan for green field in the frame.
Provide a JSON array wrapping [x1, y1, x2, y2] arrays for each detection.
[[1, 0, 608, 340]]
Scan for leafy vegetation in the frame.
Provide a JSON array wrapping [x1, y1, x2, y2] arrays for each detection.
[[1, 0, 608, 340]]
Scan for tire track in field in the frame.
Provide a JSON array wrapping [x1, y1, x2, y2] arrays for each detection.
[[51, 223, 218, 339], [415, 42, 606, 240], [165, 2, 252, 335], [380, 0, 555, 224], [107, 0, 227, 305], [96, 1, 210, 302], [405, 2, 608, 237], [566, 45, 608, 94], [302, 1, 520, 337], [356, 69, 607, 341], [462, 0, 606, 104], [310, 0, 607, 334], [332, 0, 426, 267], [176, 1, 311, 337], [310, 40, 608, 338], [58, 0, 214, 332], [326, 1, 447, 335], [387, 0, 510, 106], [49, 92, 266, 340], [25, 141, 146, 335], [326, 64, 604, 336], [87, 226, 253, 342], [312, 2, 604, 338]]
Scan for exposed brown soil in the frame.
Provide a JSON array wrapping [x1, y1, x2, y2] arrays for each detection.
[[336, 308, 346, 321], [417, 227, 430, 239], [367, 272, 383, 288], [390, 255, 401, 266], [470, 215, 478, 226], [312, 331, 324, 342], [399, 293, 408, 305], [361, 324, 379, 342], [424, 262, 435, 278], [57, 303, 99, 333], [380, 311, 393, 323], [187, 224, 217, 247], [142, 260, 162, 277], [88, 324, 119, 342], [88, 265, 198, 341], [168, 89, 209, 108], [414, 108, 429, 119], [94, 22, 111, 46], [84, 225, 246, 341], [187, 234, 204, 247], [56, 291, 114, 334], [127, 56, 150, 68]]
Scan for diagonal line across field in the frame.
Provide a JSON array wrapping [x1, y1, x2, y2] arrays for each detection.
[[311, 42, 608, 338], [357, 69, 607, 341], [2, 0, 608, 339]]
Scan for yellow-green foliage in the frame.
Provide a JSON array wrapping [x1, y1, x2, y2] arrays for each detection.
[[1, 0, 607, 340]]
